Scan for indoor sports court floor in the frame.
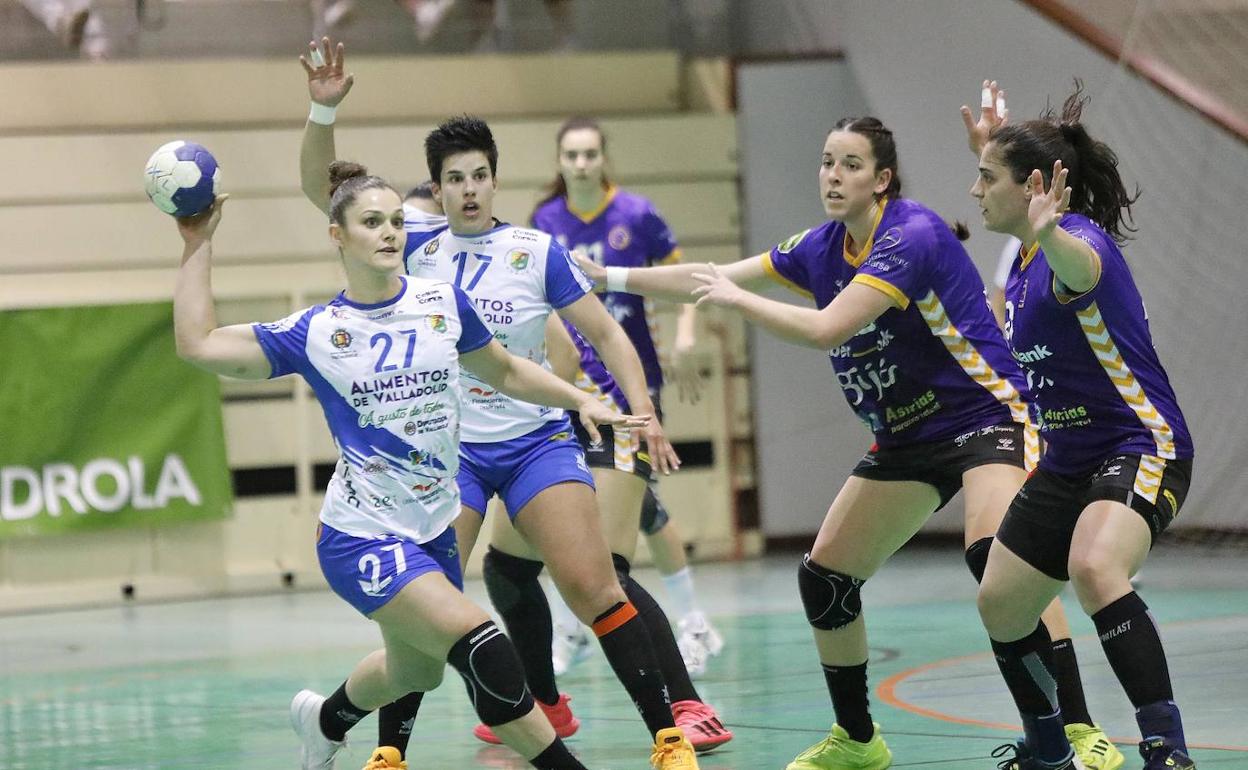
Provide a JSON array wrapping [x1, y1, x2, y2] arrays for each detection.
[[2, 545, 1245, 769]]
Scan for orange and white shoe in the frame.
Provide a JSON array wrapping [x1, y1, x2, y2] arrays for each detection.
[[672, 700, 732, 752], [472, 693, 580, 744], [651, 727, 700, 769], [361, 746, 406, 770]]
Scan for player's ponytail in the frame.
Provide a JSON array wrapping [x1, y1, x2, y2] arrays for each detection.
[[533, 117, 612, 221], [989, 81, 1139, 244], [328, 160, 397, 226]]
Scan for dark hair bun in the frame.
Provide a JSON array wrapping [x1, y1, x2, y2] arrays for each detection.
[[328, 160, 369, 198]]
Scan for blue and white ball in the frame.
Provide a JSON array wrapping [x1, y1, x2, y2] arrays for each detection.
[[143, 140, 221, 217]]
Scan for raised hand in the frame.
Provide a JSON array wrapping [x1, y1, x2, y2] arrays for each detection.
[[690, 263, 744, 309], [176, 194, 228, 245], [299, 37, 354, 107], [960, 79, 1009, 156], [1028, 160, 1071, 240]]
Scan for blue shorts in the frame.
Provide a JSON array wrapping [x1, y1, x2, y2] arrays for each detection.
[[458, 418, 594, 519], [317, 523, 463, 617]]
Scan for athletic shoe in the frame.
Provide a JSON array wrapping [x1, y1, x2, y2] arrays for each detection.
[[786, 723, 892, 770], [676, 611, 724, 679], [672, 699, 733, 751], [1139, 737, 1196, 769], [362, 746, 406, 770], [551, 624, 594, 676], [992, 740, 1088, 770], [650, 727, 700, 769], [472, 692, 580, 744], [290, 689, 345, 770], [1065, 723, 1124, 770]]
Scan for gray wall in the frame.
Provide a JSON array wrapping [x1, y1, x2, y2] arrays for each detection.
[[745, 0, 1248, 535]]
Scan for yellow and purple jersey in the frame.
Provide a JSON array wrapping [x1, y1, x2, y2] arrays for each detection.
[[765, 198, 1032, 449], [1004, 213, 1193, 475], [532, 186, 680, 390], [562, 319, 630, 415]]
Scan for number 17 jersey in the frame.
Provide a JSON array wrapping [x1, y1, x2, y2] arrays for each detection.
[[404, 211, 594, 442]]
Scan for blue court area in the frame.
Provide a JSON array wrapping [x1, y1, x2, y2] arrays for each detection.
[[1, 546, 1245, 769]]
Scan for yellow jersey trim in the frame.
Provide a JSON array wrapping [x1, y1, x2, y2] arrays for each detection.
[[1075, 303, 1177, 458], [568, 185, 618, 224], [761, 251, 815, 299], [657, 247, 682, 266], [1019, 241, 1040, 271], [851, 273, 910, 310], [1053, 255, 1104, 305], [842, 198, 889, 267]]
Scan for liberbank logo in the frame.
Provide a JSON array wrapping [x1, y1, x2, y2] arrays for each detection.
[[0, 454, 202, 521]]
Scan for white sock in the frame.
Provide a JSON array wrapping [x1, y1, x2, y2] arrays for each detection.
[[662, 566, 699, 620], [545, 576, 581, 633]]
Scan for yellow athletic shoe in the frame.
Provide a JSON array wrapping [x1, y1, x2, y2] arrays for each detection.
[[651, 727, 700, 769], [1065, 724, 1124, 770], [362, 746, 406, 770], [786, 723, 892, 770]]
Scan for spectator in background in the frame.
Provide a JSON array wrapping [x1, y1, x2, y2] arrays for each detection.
[[17, 0, 89, 53]]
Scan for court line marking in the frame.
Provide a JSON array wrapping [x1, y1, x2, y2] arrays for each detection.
[[876, 647, 1248, 752]]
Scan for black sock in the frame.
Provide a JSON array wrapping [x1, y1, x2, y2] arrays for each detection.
[[319, 682, 371, 742], [482, 547, 560, 705], [1092, 592, 1173, 707], [614, 553, 700, 704], [990, 624, 1070, 765], [530, 738, 588, 770], [821, 662, 873, 743], [1050, 638, 1093, 726], [592, 600, 674, 737], [377, 691, 423, 756]]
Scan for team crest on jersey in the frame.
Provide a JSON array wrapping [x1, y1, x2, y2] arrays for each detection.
[[427, 314, 447, 333], [408, 448, 448, 473], [507, 248, 532, 272], [608, 224, 631, 250], [331, 328, 353, 349], [424, 238, 440, 256], [777, 228, 811, 254]]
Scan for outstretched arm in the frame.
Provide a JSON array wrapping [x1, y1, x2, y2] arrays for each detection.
[[691, 264, 895, 351], [460, 339, 646, 446], [173, 196, 273, 379], [1029, 160, 1100, 294], [299, 37, 355, 214], [573, 252, 772, 303]]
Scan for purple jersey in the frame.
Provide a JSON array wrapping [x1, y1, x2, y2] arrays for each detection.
[[562, 320, 630, 414], [765, 198, 1033, 450], [532, 187, 680, 390], [1004, 213, 1193, 477]]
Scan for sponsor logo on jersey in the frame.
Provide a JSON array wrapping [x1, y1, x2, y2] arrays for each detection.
[[408, 448, 448, 473], [1012, 343, 1052, 363], [608, 224, 631, 250], [467, 385, 497, 397], [404, 421, 417, 436], [427, 314, 447, 333], [331, 328, 353, 349], [874, 227, 903, 251], [777, 228, 811, 254], [424, 238, 440, 255], [331, 306, 349, 319], [507, 248, 532, 272], [360, 456, 389, 475], [513, 229, 540, 243]]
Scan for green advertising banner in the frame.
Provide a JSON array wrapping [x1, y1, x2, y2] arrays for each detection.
[[0, 302, 232, 536]]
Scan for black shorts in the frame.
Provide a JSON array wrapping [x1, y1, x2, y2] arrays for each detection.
[[569, 415, 652, 481], [997, 454, 1194, 581], [851, 422, 1032, 510]]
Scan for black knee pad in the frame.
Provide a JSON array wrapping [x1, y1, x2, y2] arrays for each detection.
[[965, 536, 994, 584], [798, 553, 865, 630], [446, 621, 535, 727], [639, 486, 670, 536], [610, 552, 632, 587], [482, 547, 545, 614]]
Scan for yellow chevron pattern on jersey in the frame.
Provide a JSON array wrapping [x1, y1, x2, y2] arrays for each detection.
[[1133, 455, 1167, 504], [1075, 303, 1177, 459], [916, 290, 1037, 465], [572, 368, 635, 472]]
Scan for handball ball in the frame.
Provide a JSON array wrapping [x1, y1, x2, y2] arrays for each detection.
[[143, 140, 221, 217]]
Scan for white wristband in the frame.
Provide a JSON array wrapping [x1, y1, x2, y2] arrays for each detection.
[[308, 102, 338, 125], [605, 267, 629, 293]]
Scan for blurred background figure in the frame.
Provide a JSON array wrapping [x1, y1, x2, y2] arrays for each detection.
[[15, 0, 89, 53]]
